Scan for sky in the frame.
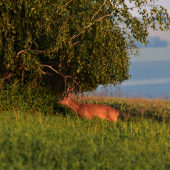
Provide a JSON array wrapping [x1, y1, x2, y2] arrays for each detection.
[[121, 78, 170, 86], [122, 1, 170, 90]]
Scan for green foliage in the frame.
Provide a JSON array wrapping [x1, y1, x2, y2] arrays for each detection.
[[0, 0, 170, 93], [0, 84, 59, 115]]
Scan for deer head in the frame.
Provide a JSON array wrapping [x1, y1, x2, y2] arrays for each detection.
[[58, 88, 74, 105]]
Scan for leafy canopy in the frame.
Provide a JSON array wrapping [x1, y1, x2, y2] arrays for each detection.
[[0, 0, 169, 93]]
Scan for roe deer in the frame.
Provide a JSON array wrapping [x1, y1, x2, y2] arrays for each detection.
[[58, 89, 119, 122]]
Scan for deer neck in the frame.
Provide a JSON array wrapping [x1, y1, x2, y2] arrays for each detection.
[[66, 98, 80, 114]]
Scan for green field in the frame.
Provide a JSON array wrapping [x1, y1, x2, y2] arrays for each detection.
[[0, 96, 170, 170]]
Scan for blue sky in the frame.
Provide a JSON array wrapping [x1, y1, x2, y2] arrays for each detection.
[[123, 0, 170, 89]]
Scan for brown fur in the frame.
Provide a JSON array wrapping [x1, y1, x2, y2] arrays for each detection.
[[58, 93, 119, 122]]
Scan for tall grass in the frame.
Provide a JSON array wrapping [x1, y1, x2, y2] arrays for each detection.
[[0, 108, 170, 169], [1, 88, 170, 169]]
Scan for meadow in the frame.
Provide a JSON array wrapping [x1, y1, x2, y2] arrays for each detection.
[[0, 94, 170, 170]]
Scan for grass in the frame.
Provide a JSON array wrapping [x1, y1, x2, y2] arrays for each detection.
[[0, 96, 170, 169]]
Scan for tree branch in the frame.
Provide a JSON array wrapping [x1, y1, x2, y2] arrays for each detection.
[[43, 65, 65, 77], [29, 32, 46, 49], [56, 0, 74, 13], [127, 4, 162, 10], [91, 1, 106, 20], [43, 65, 80, 88], [42, 71, 53, 75], [28, 50, 55, 54], [17, 50, 26, 58], [17, 49, 55, 59], [70, 40, 81, 47], [70, 14, 113, 41]]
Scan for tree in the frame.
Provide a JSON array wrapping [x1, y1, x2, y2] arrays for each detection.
[[0, 0, 170, 94]]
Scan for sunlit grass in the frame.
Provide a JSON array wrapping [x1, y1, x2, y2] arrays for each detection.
[[0, 98, 170, 170]]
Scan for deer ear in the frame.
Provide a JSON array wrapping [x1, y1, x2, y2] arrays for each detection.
[[68, 92, 73, 98]]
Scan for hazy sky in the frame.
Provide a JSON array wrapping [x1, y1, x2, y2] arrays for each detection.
[[121, 78, 170, 86]]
